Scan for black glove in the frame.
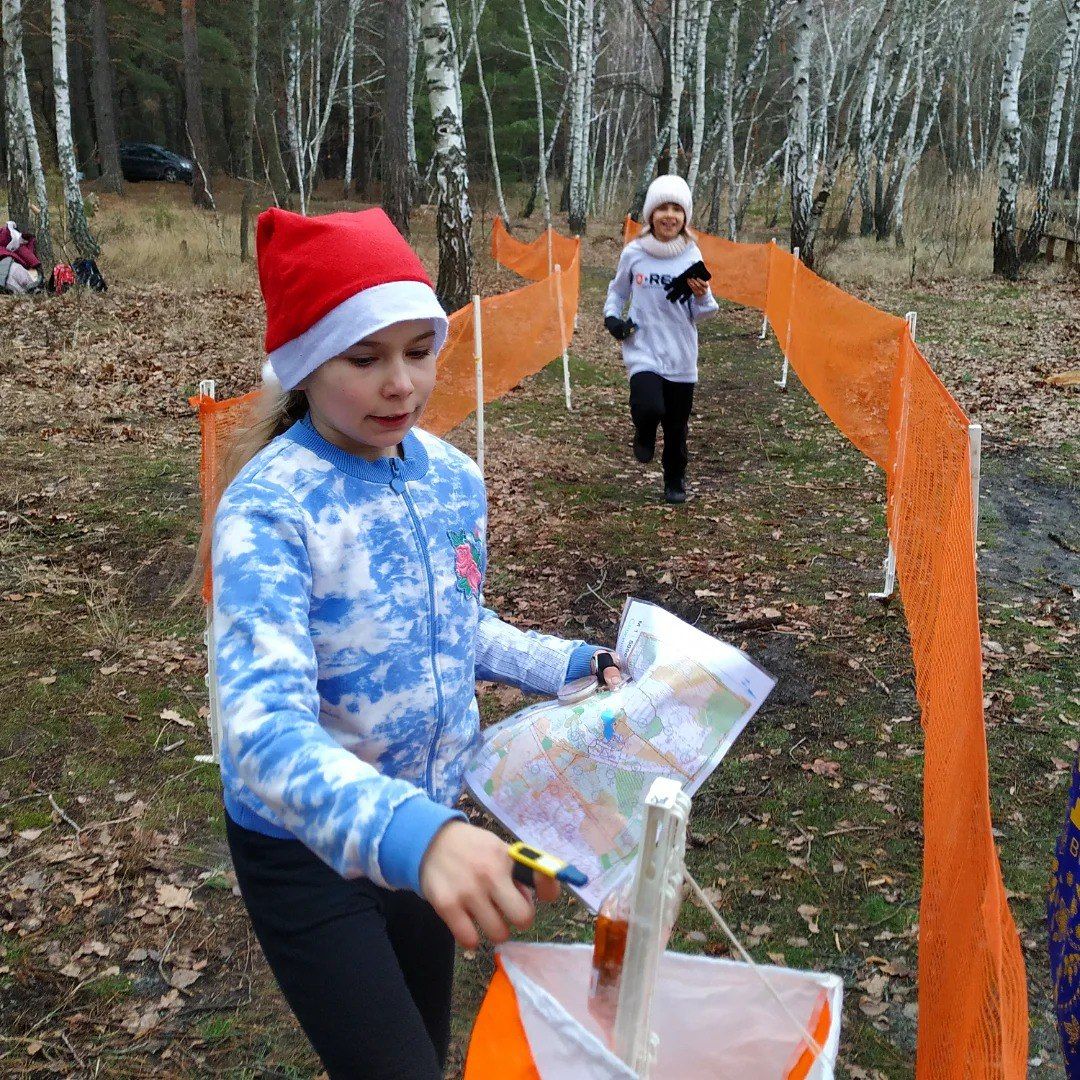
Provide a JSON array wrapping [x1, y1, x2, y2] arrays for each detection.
[[604, 315, 638, 342], [664, 260, 711, 305]]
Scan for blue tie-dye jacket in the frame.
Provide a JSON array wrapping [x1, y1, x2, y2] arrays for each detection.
[[213, 415, 589, 894]]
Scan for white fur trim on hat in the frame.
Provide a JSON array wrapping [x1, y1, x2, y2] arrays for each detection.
[[642, 174, 693, 231], [261, 359, 282, 390], [264, 280, 449, 391]]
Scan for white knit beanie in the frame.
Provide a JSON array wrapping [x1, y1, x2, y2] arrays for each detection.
[[642, 174, 693, 232]]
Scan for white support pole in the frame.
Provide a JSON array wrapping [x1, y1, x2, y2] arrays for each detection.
[[968, 422, 982, 556], [870, 311, 916, 602], [759, 237, 776, 340], [613, 778, 691, 1077], [195, 378, 222, 766], [775, 246, 799, 390], [473, 295, 485, 476], [554, 263, 572, 411]]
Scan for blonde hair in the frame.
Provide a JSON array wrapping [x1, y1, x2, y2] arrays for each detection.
[[183, 383, 308, 601]]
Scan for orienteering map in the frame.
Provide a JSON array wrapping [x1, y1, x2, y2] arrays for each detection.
[[465, 599, 775, 909]]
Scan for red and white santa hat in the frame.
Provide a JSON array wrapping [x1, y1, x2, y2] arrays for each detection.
[[256, 207, 449, 391]]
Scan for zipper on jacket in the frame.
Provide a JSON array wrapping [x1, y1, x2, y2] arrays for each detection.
[[389, 457, 446, 794]]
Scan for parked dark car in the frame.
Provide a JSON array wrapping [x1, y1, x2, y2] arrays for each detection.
[[119, 142, 194, 184]]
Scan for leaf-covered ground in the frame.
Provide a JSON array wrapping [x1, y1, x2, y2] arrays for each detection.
[[0, 198, 1075, 1077]]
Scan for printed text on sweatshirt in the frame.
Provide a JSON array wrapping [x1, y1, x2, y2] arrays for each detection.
[[212, 416, 585, 893], [603, 238, 719, 382]]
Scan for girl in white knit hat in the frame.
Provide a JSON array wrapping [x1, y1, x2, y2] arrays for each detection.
[[603, 174, 718, 503]]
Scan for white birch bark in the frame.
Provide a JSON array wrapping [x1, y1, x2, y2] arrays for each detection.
[[667, 0, 688, 172], [993, 0, 1032, 278], [420, 0, 473, 309], [407, 0, 419, 187], [568, 0, 595, 232], [519, 0, 552, 228], [343, 12, 355, 196], [469, 0, 509, 224], [789, 0, 815, 261], [721, 0, 742, 237], [1020, 0, 1080, 260], [285, 6, 303, 211], [51, 0, 98, 259], [686, 0, 713, 192], [5, 0, 51, 262], [2, 0, 29, 229]]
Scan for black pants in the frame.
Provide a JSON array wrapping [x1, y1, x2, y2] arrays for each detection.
[[226, 813, 455, 1080], [629, 371, 695, 486]]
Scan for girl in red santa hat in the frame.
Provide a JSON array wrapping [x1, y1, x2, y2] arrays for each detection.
[[207, 206, 622, 1079]]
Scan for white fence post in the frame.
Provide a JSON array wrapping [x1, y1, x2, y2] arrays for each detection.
[[968, 422, 982, 557], [613, 778, 691, 1077], [870, 311, 917, 602], [554, 263, 573, 411], [760, 237, 776, 340], [195, 379, 222, 766], [775, 246, 799, 390], [473, 295, 485, 476]]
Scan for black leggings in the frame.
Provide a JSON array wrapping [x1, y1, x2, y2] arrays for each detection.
[[628, 371, 695, 485], [226, 813, 455, 1080]]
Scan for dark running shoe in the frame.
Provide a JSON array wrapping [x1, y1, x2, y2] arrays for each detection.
[[664, 481, 687, 504], [633, 435, 654, 464]]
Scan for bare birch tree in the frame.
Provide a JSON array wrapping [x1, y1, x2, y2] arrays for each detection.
[[1, 0, 28, 227], [4, 0, 52, 262], [519, 0, 553, 228], [686, 0, 713, 192], [568, 0, 597, 232], [993, 0, 1032, 278], [420, 0, 473, 310], [1019, 0, 1080, 261], [667, 0, 688, 173], [469, 0, 509, 223], [789, 0, 816, 262], [51, 0, 98, 259]]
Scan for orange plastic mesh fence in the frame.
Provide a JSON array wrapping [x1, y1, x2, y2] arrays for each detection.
[[423, 252, 579, 437], [189, 389, 261, 603], [764, 245, 905, 468], [490, 216, 581, 282], [193, 224, 1028, 1076], [885, 333, 1028, 1078]]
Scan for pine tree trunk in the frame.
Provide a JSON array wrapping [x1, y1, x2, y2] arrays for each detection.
[[256, 89, 292, 209], [180, 0, 214, 209], [51, 0, 98, 259], [1, 0, 29, 227], [88, 0, 121, 194], [1019, 0, 1080, 262], [383, 0, 413, 235], [419, 0, 473, 311], [993, 0, 1032, 279], [69, 0, 97, 178], [239, 0, 258, 261], [789, 0, 815, 264]]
